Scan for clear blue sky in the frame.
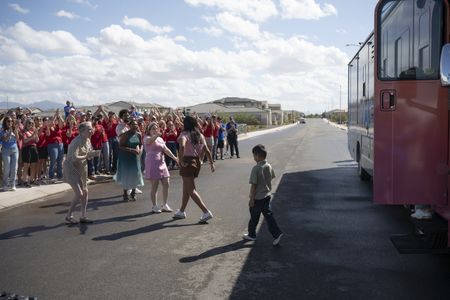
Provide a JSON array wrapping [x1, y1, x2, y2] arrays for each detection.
[[0, 0, 378, 113]]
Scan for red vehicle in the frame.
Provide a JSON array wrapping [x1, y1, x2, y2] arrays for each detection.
[[348, 0, 450, 250]]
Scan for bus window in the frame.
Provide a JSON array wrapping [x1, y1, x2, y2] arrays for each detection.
[[378, 0, 442, 81]]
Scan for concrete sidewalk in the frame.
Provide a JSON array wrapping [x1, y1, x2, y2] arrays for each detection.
[[323, 118, 348, 131], [0, 123, 300, 211]]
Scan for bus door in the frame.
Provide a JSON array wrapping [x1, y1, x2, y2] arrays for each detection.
[[374, 0, 448, 205]]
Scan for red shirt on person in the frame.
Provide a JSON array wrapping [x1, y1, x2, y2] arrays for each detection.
[[62, 125, 78, 146], [91, 123, 106, 149], [46, 125, 63, 144], [203, 123, 213, 138], [165, 128, 178, 143], [213, 121, 219, 138], [36, 128, 47, 148], [104, 119, 118, 139], [22, 130, 38, 147]]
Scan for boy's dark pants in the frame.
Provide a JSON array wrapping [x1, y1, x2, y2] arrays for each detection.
[[248, 196, 282, 238]]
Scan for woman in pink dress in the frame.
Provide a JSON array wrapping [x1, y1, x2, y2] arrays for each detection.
[[144, 122, 178, 213]]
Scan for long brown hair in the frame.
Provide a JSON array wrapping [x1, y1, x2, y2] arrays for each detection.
[[183, 116, 201, 145]]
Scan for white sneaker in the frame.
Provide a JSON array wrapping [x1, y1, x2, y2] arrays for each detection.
[[152, 205, 162, 213], [11, 186, 16, 191], [135, 188, 143, 194], [173, 210, 186, 219], [161, 204, 173, 212], [273, 233, 284, 246], [411, 209, 432, 220], [243, 234, 257, 241], [199, 210, 213, 223]]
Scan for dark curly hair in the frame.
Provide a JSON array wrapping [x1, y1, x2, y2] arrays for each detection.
[[183, 116, 201, 145]]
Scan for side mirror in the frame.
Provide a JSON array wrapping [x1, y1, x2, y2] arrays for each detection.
[[440, 44, 450, 86]]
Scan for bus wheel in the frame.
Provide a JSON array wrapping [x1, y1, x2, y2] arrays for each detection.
[[358, 158, 371, 181]]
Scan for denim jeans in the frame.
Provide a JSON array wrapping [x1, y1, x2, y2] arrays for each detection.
[[47, 143, 64, 179], [165, 142, 177, 168], [88, 156, 100, 176], [108, 137, 119, 172], [212, 138, 218, 160], [2, 145, 19, 188], [248, 196, 282, 238], [101, 142, 110, 172]]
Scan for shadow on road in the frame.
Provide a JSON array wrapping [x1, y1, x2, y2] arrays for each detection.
[[44, 195, 127, 215], [228, 166, 450, 299], [179, 240, 253, 263], [92, 219, 203, 241], [0, 224, 66, 240]]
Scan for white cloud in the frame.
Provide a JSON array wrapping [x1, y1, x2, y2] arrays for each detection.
[[336, 28, 347, 34], [216, 12, 261, 40], [70, 0, 98, 9], [174, 35, 188, 42], [123, 16, 173, 34], [56, 10, 79, 20], [0, 35, 28, 61], [5, 22, 90, 55], [190, 26, 223, 37], [185, 0, 278, 22], [8, 3, 29, 14], [280, 0, 337, 20], [0, 22, 348, 113]]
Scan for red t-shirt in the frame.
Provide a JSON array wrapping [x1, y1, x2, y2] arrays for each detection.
[[62, 126, 78, 146], [22, 130, 37, 147], [91, 124, 106, 149], [46, 125, 63, 144], [213, 121, 219, 138], [203, 123, 213, 138], [165, 128, 178, 143], [36, 129, 47, 148], [104, 119, 118, 139]]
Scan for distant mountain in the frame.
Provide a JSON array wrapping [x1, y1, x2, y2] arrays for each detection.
[[31, 101, 62, 111], [0, 101, 23, 110], [0, 100, 62, 111]]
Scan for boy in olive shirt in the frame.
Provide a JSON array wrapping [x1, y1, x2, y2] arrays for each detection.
[[243, 144, 284, 246]]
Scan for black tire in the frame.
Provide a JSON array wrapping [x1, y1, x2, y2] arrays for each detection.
[[357, 157, 371, 181]]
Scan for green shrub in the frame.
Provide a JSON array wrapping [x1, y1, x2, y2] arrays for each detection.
[[218, 112, 260, 125]]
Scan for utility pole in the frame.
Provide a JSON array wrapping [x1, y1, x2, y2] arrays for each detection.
[[339, 85, 342, 124]]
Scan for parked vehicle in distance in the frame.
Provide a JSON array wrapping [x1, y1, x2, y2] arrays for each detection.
[[299, 117, 306, 124]]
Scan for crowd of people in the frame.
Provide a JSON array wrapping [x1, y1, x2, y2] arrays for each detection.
[[0, 102, 241, 191]]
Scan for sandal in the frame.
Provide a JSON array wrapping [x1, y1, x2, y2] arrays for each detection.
[[79, 217, 94, 224], [65, 216, 79, 225]]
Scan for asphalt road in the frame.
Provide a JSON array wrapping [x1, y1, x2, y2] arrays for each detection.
[[0, 119, 449, 300]]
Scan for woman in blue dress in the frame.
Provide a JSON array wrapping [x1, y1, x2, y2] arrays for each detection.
[[114, 118, 144, 201]]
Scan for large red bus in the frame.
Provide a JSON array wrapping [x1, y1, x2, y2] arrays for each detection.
[[348, 0, 450, 249]]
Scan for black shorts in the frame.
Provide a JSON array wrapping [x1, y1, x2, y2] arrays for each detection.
[[217, 140, 224, 148], [38, 146, 48, 159], [22, 145, 39, 163]]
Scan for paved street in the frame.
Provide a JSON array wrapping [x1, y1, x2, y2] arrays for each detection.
[[0, 119, 449, 300]]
